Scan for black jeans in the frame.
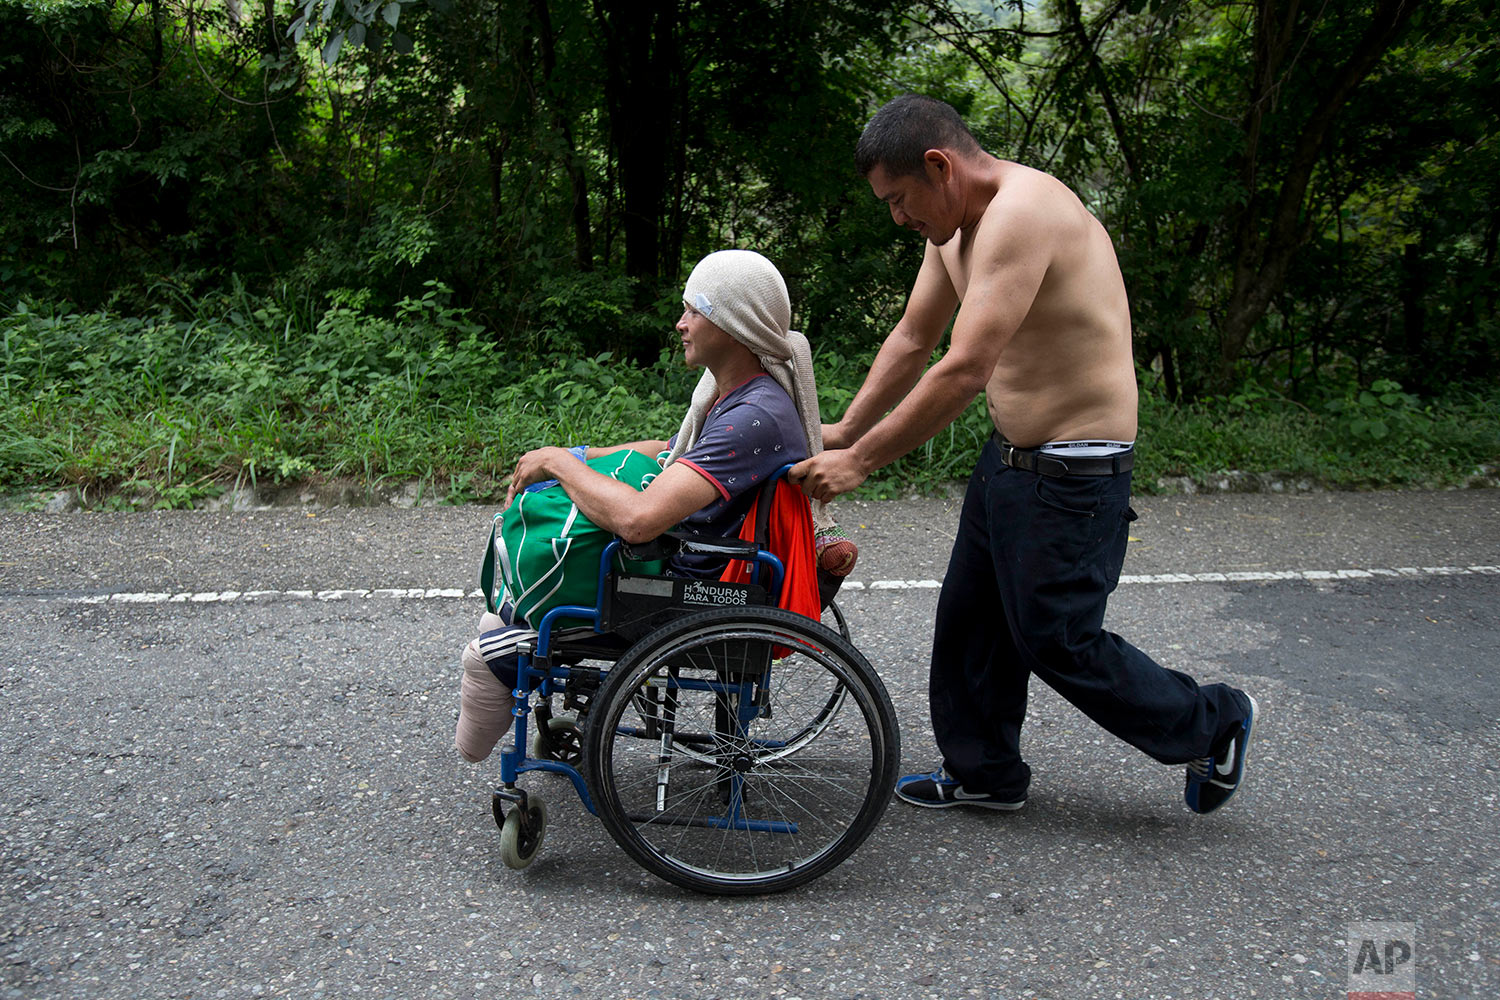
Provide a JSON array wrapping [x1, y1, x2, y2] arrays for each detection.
[[930, 436, 1249, 799]]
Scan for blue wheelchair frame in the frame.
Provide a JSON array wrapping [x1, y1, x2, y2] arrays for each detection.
[[491, 464, 792, 821]]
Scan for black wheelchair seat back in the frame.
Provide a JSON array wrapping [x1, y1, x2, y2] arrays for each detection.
[[602, 571, 769, 641]]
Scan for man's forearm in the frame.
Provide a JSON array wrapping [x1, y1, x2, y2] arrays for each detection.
[[849, 360, 987, 473]]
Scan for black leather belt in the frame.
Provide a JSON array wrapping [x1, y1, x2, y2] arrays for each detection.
[[993, 433, 1134, 477]]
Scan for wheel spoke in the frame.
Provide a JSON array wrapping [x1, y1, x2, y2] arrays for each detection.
[[586, 606, 898, 894]]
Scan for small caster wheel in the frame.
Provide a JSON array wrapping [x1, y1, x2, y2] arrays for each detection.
[[498, 792, 547, 870], [530, 716, 584, 766]]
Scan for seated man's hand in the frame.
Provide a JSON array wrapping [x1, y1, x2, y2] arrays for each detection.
[[505, 446, 571, 506], [789, 449, 871, 504]]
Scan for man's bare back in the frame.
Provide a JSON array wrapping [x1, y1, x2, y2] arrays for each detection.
[[940, 161, 1138, 448]]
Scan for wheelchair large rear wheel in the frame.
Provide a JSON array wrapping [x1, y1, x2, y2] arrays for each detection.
[[585, 605, 899, 895], [630, 599, 852, 766]]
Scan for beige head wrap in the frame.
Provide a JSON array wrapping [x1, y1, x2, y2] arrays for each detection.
[[663, 249, 832, 532]]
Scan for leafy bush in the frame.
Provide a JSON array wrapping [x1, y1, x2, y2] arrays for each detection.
[[3, 292, 1498, 509], [1136, 377, 1500, 491], [0, 289, 694, 506], [1323, 379, 1430, 444]]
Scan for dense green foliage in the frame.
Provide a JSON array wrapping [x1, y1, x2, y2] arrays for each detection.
[[2, 0, 1497, 505], [0, 289, 691, 505], [4, 296, 1495, 509]]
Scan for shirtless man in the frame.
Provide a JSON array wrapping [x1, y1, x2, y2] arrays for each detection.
[[791, 95, 1257, 815]]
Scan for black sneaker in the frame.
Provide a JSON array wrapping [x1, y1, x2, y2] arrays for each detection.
[[1184, 694, 1259, 814], [895, 768, 1026, 811]]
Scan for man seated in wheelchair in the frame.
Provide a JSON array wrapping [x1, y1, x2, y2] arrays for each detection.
[[455, 249, 857, 764]]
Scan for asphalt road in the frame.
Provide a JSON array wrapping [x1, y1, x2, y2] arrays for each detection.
[[2, 488, 1497, 1000]]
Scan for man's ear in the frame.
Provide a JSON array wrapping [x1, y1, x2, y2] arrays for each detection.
[[923, 149, 952, 185]]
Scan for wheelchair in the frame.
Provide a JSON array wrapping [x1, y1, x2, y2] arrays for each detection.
[[486, 465, 900, 895]]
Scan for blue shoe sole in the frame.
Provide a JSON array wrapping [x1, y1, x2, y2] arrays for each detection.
[[1186, 694, 1258, 815]]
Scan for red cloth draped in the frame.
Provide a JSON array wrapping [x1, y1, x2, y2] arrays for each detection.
[[717, 480, 820, 622]]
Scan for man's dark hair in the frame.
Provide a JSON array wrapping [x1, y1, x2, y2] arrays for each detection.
[[854, 94, 982, 179]]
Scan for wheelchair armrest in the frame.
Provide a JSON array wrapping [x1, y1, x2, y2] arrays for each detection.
[[623, 531, 762, 563], [671, 533, 763, 559], [619, 535, 679, 562]]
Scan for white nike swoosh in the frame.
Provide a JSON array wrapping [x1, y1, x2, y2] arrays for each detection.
[[1215, 740, 1238, 776], [952, 788, 994, 800]]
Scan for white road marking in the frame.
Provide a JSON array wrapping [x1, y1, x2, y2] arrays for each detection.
[[40, 565, 1500, 605]]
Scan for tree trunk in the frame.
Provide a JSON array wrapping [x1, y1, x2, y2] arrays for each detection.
[[261, 0, 283, 56], [1062, 0, 1139, 178], [1400, 241, 1429, 392], [593, 0, 680, 298], [150, 0, 166, 84], [1213, 0, 1422, 391], [533, 0, 594, 271], [488, 141, 507, 221]]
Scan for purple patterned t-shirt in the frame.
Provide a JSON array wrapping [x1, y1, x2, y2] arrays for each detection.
[[668, 373, 808, 577]]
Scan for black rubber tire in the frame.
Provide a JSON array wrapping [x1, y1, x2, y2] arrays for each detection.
[[585, 605, 899, 895], [530, 716, 584, 766], [498, 793, 548, 870], [823, 599, 851, 642]]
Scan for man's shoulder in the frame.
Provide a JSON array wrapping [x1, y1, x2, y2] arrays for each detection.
[[961, 163, 1088, 270], [711, 374, 795, 417], [993, 158, 1068, 190], [986, 162, 1079, 222]]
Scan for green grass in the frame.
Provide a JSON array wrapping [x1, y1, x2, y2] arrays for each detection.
[[0, 287, 688, 508], [3, 293, 1497, 510], [1135, 379, 1500, 491]]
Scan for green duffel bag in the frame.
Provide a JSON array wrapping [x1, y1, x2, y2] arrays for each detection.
[[481, 449, 666, 627]]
